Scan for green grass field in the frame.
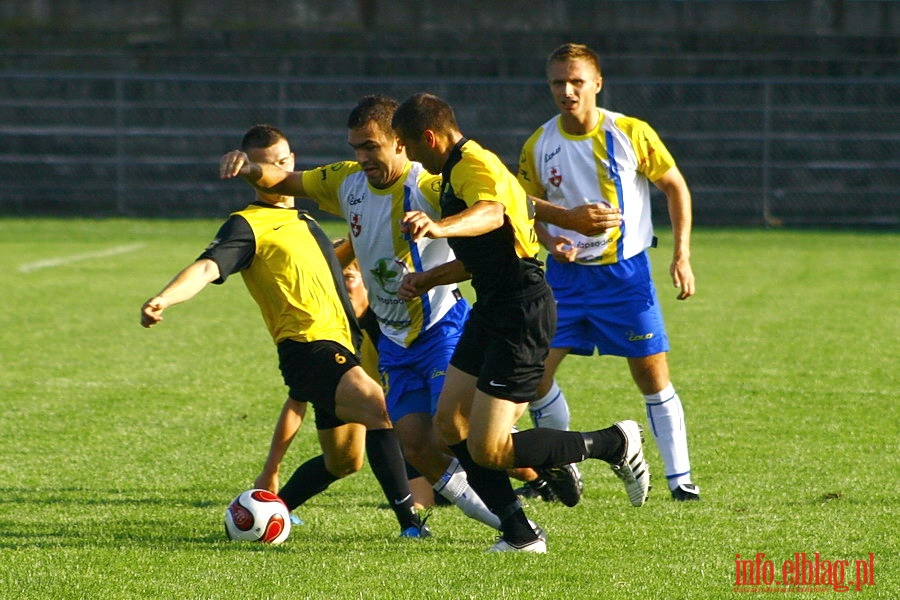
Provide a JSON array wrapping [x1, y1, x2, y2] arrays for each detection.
[[0, 218, 896, 599]]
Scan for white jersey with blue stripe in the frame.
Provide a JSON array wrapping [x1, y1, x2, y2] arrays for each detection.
[[518, 108, 677, 265], [302, 160, 458, 348]]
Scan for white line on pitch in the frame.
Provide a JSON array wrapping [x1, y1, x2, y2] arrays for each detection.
[[18, 243, 146, 273]]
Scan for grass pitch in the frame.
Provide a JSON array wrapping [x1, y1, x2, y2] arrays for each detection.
[[0, 218, 896, 599]]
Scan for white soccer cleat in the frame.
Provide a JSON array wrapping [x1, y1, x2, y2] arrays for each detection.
[[487, 537, 547, 553], [610, 420, 651, 507]]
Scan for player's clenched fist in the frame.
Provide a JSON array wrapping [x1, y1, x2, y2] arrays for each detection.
[[219, 150, 251, 179], [140, 296, 169, 328]]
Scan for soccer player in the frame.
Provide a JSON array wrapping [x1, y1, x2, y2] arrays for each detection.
[[220, 105, 501, 531], [518, 43, 700, 501], [393, 92, 651, 553], [141, 125, 430, 538]]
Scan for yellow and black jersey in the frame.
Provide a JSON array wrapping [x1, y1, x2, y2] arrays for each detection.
[[199, 202, 357, 350], [440, 138, 542, 303]]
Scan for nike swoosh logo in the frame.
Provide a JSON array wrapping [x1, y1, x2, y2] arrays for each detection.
[[273, 225, 285, 230], [489, 380, 508, 387], [394, 494, 412, 505]]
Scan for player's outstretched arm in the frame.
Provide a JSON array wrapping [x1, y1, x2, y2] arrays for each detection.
[[140, 259, 222, 328], [219, 150, 307, 198]]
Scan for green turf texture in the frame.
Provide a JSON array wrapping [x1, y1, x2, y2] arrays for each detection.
[[0, 218, 896, 599]]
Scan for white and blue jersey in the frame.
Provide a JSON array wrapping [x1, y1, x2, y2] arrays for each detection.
[[518, 108, 677, 358], [301, 160, 468, 418]]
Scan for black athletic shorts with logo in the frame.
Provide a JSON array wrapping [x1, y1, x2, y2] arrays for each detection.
[[450, 267, 556, 403], [277, 338, 360, 430]]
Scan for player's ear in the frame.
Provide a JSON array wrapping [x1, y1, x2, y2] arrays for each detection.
[[423, 129, 437, 148]]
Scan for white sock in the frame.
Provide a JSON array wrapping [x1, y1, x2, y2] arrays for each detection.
[[645, 383, 693, 490], [528, 380, 582, 481], [433, 458, 501, 530], [529, 380, 570, 430]]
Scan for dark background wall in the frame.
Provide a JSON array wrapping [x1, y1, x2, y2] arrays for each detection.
[[1, 1, 897, 226]]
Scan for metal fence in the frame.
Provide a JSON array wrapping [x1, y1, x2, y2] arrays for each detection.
[[1, 72, 897, 227]]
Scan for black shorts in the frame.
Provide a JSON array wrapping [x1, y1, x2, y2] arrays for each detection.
[[277, 338, 360, 430], [450, 280, 556, 403]]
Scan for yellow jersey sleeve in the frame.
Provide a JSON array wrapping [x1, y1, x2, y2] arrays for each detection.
[[517, 128, 546, 198], [300, 161, 357, 217], [615, 116, 676, 183]]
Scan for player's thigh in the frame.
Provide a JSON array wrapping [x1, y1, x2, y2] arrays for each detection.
[[333, 365, 391, 429], [318, 422, 367, 477]]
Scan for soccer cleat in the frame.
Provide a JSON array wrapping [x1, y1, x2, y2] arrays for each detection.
[[537, 464, 584, 507], [610, 420, 651, 507], [400, 508, 432, 538], [514, 478, 557, 503], [487, 536, 547, 553], [527, 520, 547, 543], [671, 483, 701, 501], [400, 524, 432, 538]]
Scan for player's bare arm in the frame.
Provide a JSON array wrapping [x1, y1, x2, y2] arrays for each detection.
[[140, 259, 221, 328], [219, 150, 307, 197], [254, 398, 307, 493], [397, 259, 471, 301], [535, 221, 578, 264], [532, 196, 622, 236], [654, 166, 695, 300], [402, 200, 504, 242]]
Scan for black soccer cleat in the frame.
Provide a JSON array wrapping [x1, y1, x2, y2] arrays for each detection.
[[537, 464, 584, 507], [514, 477, 557, 503], [670, 483, 701, 501]]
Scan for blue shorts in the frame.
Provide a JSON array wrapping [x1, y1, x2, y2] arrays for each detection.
[[547, 251, 669, 358], [377, 299, 469, 422]]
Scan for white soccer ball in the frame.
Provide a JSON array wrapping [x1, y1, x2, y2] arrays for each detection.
[[224, 488, 291, 544]]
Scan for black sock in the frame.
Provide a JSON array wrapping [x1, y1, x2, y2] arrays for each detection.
[[278, 454, 338, 511], [449, 440, 536, 545], [366, 428, 419, 530], [511, 428, 590, 468], [582, 426, 626, 463]]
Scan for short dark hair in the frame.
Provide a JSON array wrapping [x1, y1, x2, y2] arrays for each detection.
[[546, 43, 602, 77], [392, 93, 459, 139], [347, 94, 399, 132], [241, 124, 288, 152]]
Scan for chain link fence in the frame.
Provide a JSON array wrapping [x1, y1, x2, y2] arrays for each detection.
[[1, 72, 897, 227]]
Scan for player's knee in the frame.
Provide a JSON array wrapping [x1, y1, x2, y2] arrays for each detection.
[[433, 410, 457, 443], [326, 455, 364, 478], [469, 442, 508, 470]]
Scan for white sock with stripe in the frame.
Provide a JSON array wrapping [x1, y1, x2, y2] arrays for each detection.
[[529, 379, 570, 430], [644, 383, 693, 490]]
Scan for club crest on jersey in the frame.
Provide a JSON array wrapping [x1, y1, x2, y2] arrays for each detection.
[[350, 212, 362, 237], [549, 166, 563, 187]]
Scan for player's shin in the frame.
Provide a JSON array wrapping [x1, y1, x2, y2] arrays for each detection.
[[365, 428, 421, 530]]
